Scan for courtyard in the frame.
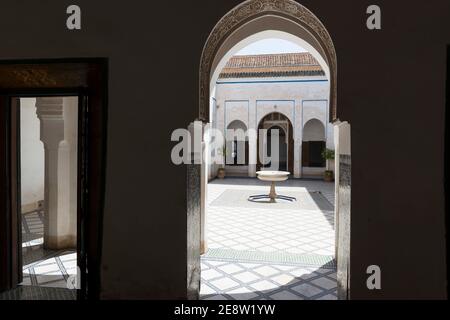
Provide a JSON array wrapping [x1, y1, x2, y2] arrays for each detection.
[[200, 177, 337, 300]]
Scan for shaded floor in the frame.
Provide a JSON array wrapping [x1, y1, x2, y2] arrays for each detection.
[[0, 286, 76, 300], [201, 177, 337, 300]]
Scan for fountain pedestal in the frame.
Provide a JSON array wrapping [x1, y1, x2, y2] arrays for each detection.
[[248, 171, 297, 203]]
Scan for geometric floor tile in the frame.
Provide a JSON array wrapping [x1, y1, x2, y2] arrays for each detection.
[[18, 178, 337, 300], [20, 210, 78, 292], [291, 283, 324, 298], [269, 290, 303, 300], [311, 277, 338, 290], [201, 178, 337, 300], [206, 179, 335, 257], [0, 286, 76, 300], [200, 258, 337, 300]]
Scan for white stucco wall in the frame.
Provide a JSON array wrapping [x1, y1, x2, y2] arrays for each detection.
[[20, 98, 44, 211], [210, 75, 334, 178]]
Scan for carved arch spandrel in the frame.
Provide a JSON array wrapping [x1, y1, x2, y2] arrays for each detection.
[[199, 0, 337, 122]]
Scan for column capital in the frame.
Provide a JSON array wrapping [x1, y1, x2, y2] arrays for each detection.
[[36, 97, 65, 148], [36, 97, 64, 121]]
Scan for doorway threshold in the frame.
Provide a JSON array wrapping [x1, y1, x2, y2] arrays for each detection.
[[0, 285, 76, 300]]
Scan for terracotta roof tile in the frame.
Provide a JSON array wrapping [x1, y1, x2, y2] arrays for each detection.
[[219, 53, 325, 79]]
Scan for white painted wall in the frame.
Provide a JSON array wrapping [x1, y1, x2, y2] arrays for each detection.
[[211, 75, 334, 178], [20, 98, 44, 212]]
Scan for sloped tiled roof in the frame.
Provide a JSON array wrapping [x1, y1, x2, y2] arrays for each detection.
[[219, 52, 325, 79]]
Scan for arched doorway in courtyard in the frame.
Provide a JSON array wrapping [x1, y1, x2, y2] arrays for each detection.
[[302, 118, 326, 177], [188, 0, 351, 301], [224, 120, 249, 176], [257, 112, 294, 173]]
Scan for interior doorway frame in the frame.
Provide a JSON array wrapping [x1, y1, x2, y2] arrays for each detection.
[[188, 0, 347, 300], [257, 112, 294, 173], [445, 45, 450, 298], [0, 58, 108, 300]]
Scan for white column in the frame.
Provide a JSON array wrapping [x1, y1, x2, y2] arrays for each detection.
[[36, 97, 74, 249], [294, 100, 303, 178], [334, 120, 351, 259], [333, 121, 340, 259], [189, 121, 208, 254], [201, 136, 208, 254], [248, 100, 257, 177], [63, 97, 78, 248]]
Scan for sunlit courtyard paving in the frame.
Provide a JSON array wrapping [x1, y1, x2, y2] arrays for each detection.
[[0, 210, 77, 300], [201, 177, 337, 300]]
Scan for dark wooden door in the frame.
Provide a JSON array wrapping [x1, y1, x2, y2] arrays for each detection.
[[302, 141, 310, 167], [445, 45, 450, 299], [0, 97, 22, 292], [77, 94, 89, 299], [0, 96, 7, 292], [10, 97, 22, 287], [309, 141, 326, 167]]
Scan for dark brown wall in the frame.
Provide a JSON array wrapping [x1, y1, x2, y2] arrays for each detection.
[[0, 0, 449, 299]]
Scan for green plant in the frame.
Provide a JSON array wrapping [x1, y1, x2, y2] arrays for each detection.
[[218, 145, 227, 168], [322, 148, 335, 160], [322, 148, 335, 172]]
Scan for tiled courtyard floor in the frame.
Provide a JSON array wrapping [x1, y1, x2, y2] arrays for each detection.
[[20, 210, 77, 291], [200, 177, 337, 300], [0, 210, 77, 300], [13, 177, 336, 300]]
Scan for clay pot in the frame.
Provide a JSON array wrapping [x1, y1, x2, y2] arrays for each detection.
[[324, 170, 334, 182], [218, 168, 226, 179]]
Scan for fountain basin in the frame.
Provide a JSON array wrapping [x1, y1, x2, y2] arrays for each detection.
[[256, 171, 290, 182]]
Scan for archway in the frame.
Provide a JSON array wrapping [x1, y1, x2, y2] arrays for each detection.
[[189, 0, 346, 300], [199, 0, 337, 122], [225, 120, 249, 174], [266, 126, 287, 171], [257, 112, 294, 173], [302, 118, 326, 172]]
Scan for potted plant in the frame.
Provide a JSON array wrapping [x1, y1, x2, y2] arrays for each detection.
[[322, 148, 335, 182], [217, 166, 226, 179], [217, 145, 227, 179]]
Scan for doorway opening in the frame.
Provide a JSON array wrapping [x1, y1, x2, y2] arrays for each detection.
[[201, 41, 336, 300], [225, 120, 249, 176], [19, 97, 79, 297], [266, 125, 287, 171], [191, 0, 344, 300], [302, 119, 327, 177], [185, 0, 352, 301], [258, 112, 293, 173], [0, 59, 107, 300]]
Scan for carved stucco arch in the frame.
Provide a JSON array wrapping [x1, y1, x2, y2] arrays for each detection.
[[304, 117, 327, 131], [190, 0, 343, 300], [257, 109, 294, 129], [257, 112, 293, 144], [226, 119, 248, 130], [199, 0, 337, 122], [303, 117, 326, 140]]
